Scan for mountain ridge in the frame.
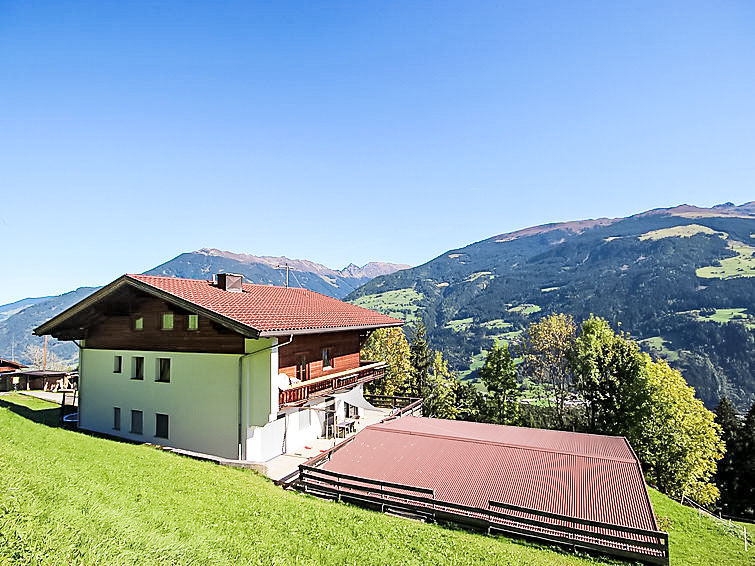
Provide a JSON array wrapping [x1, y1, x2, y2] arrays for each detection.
[[0, 250, 411, 366], [348, 202, 755, 410]]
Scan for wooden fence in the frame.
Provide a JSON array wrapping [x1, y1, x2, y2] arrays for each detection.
[[299, 464, 669, 565]]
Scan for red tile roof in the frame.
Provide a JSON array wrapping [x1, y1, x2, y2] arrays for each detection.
[[320, 416, 657, 532], [0, 358, 26, 373], [126, 274, 402, 335]]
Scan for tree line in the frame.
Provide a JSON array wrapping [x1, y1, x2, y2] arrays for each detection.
[[361, 314, 753, 514]]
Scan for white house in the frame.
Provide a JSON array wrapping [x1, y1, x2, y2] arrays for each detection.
[[34, 273, 402, 462]]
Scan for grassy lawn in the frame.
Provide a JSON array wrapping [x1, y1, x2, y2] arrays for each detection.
[[0, 393, 608, 566], [350, 288, 423, 323], [1, 393, 751, 565], [649, 489, 752, 566]]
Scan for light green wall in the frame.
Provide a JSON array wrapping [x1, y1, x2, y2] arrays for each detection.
[[79, 345, 275, 460], [243, 338, 277, 428]]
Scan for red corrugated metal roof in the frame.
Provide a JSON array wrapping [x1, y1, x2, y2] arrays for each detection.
[[320, 416, 657, 531], [124, 274, 403, 334]]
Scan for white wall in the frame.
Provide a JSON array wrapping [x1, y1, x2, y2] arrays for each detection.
[[244, 384, 364, 462], [80, 342, 363, 464], [79, 346, 270, 460]]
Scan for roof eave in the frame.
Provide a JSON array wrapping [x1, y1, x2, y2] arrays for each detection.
[[258, 321, 403, 337]]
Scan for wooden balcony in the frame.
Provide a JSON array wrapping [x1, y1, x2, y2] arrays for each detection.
[[279, 361, 386, 407]]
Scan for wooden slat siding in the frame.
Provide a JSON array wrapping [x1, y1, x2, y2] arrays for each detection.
[[85, 295, 245, 354], [298, 465, 669, 565], [278, 331, 363, 380]]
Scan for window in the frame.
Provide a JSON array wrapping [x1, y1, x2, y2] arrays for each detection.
[[187, 314, 199, 331], [161, 313, 174, 330], [134, 316, 144, 331], [130, 410, 143, 434], [113, 355, 122, 373], [155, 413, 169, 439], [296, 355, 308, 381], [322, 348, 333, 370], [132, 356, 144, 380], [156, 358, 171, 383], [113, 407, 121, 430]]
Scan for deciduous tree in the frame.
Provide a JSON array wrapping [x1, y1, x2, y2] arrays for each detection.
[[478, 343, 519, 425], [635, 359, 724, 505], [423, 351, 458, 419], [571, 315, 649, 438], [519, 314, 577, 429], [361, 327, 411, 396]]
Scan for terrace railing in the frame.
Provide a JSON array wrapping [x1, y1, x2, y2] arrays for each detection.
[[279, 361, 386, 407], [363, 394, 423, 419], [298, 464, 669, 565]]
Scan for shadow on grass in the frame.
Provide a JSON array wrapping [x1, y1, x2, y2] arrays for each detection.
[[0, 398, 62, 427]]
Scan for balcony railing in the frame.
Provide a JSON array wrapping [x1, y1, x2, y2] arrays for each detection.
[[279, 361, 386, 407]]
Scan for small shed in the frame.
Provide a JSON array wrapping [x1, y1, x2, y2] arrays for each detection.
[[2, 370, 73, 391], [0, 358, 27, 391]]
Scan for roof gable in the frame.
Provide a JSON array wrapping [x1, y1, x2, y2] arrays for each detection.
[[35, 274, 403, 339]]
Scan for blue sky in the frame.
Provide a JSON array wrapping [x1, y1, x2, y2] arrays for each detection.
[[1, 1, 753, 304]]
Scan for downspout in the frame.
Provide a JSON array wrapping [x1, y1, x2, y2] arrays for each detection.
[[237, 335, 294, 460], [72, 339, 83, 427]]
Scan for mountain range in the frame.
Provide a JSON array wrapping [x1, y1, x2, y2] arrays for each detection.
[[0, 252, 409, 366], [348, 202, 755, 411], [4, 202, 754, 411]]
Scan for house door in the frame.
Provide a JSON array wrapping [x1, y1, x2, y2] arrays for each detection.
[[296, 355, 308, 381]]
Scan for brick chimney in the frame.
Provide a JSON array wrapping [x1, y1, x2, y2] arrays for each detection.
[[216, 273, 243, 292]]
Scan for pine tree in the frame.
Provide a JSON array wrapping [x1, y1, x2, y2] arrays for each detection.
[[739, 401, 755, 518], [409, 322, 433, 399], [714, 396, 742, 514]]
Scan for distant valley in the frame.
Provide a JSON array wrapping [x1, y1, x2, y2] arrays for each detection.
[[348, 202, 755, 410]]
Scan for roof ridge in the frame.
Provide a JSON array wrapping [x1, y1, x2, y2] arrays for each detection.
[[367, 424, 637, 464]]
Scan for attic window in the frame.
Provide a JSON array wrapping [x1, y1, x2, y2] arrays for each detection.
[[134, 317, 144, 331], [187, 314, 199, 331], [161, 313, 174, 331]]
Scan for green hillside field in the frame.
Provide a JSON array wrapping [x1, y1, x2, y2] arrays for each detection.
[[0, 393, 752, 566]]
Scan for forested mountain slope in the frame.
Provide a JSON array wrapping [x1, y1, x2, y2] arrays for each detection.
[[348, 203, 755, 410]]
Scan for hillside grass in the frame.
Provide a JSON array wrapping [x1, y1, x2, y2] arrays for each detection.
[[0, 393, 608, 566], [696, 240, 755, 279], [638, 224, 721, 241], [350, 288, 423, 323], [445, 317, 473, 331], [639, 336, 680, 362], [695, 308, 750, 324], [509, 304, 542, 316], [1, 393, 752, 566]]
